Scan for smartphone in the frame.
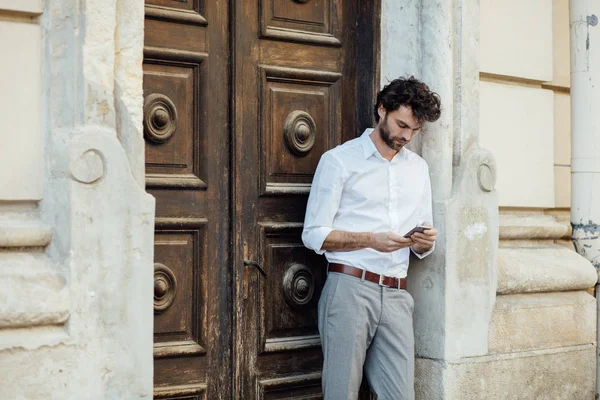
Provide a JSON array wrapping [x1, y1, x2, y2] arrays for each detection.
[[403, 225, 429, 238]]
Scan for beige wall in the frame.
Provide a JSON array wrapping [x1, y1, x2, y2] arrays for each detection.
[[0, 0, 41, 14], [480, 0, 553, 82], [0, 1, 43, 200], [480, 0, 570, 209]]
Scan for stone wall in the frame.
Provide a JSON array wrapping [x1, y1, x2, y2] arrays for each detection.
[[0, 0, 155, 398]]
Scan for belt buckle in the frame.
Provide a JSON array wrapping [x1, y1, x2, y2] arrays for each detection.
[[378, 274, 390, 288]]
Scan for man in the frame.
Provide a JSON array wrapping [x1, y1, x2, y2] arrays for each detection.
[[302, 76, 441, 400]]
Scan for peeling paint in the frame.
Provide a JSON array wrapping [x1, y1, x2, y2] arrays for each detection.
[[572, 221, 600, 268], [464, 223, 487, 240], [572, 221, 600, 234], [585, 16, 597, 51], [587, 33, 590, 50]]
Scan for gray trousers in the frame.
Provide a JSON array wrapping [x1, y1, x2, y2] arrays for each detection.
[[318, 271, 415, 400]]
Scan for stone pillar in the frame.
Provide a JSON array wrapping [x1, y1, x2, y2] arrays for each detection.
[[570, 1, 600, 269], [569, 0, 600, 396], [381, 0, 499, 396], [0, 0, 155, 398], [416, 0, 499, 363]]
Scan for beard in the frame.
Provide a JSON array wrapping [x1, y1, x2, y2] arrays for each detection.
[[378, 115, 407, 151]]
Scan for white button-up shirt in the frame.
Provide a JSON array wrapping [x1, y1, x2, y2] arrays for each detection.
[[302, 128, 434, 278]]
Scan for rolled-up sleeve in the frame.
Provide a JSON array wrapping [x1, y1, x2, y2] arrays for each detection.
[[302, 152, 345, 255], [411, 164, 435, 259]]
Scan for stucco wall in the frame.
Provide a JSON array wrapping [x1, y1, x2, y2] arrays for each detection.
[[480, 0, 571, 209]]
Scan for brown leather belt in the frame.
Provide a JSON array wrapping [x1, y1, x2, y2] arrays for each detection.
[[328, 263, 407, 290]]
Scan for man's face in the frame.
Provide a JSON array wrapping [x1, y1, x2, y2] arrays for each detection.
[[378, 105, 421, 151]]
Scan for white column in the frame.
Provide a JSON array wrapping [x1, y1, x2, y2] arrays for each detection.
[[570, 0, 600, 396], [570, 1, 600, 267]]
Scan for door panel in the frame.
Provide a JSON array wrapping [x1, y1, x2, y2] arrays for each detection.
[[258, 66, 342, 195], [153, 223, 207, 356], [260, 0, 341, 45], [257, 223, 325, 351], [144, 1, 231, 399], [234, 1, 359, 398]]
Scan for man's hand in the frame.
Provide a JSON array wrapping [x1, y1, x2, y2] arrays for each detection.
[[410, 224, 437, 254], [370, 232, 414, 253]]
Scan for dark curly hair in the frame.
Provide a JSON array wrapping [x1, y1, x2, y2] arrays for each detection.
[[374, 76, 442, 125]]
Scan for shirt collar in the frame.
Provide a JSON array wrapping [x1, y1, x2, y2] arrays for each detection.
[[361, 128, 378, 159], [361, 128, 408, 161]]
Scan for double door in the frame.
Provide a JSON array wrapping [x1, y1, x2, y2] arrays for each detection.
[[143, 1, 378, 398]]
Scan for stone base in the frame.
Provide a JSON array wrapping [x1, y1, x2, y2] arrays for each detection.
[[416, 344, 596, 399], [498, 246, 597, 294], [489, 291, 596, 354]]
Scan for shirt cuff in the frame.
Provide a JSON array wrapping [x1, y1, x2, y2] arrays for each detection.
[[302, 227, 334, 255], [411, 241, 435, 259]]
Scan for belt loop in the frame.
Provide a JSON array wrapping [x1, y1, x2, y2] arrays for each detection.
[[360, 268, 366, 282]]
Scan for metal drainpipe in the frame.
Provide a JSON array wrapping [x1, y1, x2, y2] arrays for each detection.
[[570, 1, 600, 396]]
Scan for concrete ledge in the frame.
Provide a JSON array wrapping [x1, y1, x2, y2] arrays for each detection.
[[416, 344, 596, 399], [489, 291, 596, 354], [0, 252, 69, 329], [500, 213, 568, 240], [498, 246, 597, 294], [0, 220, 51, 248]]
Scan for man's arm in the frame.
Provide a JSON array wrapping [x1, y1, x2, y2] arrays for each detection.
[[303, 152, 418, 255], [303, 152, 416, 255], [322, 230, 414, 253], [321, 231, 373, 252], [302, 153, 345, 255]]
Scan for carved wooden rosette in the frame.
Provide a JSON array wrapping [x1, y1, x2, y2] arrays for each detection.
[[144, 93, 178, 144], [154, 262, 177, 312], [282, 263, 315, 307], [283, 110, 316, 156]]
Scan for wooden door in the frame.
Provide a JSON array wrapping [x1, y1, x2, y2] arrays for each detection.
[[233, 1, 378, 398], [144, 0, 378, 398], [143, 1, 231, 399]]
